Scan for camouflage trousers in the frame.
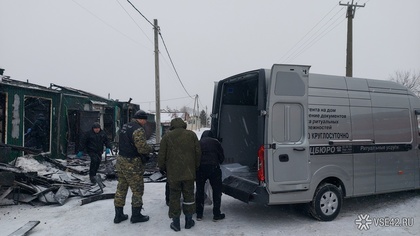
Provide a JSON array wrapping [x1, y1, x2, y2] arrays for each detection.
[[114, 156, 145, 208], [167, 179, 195, 218]]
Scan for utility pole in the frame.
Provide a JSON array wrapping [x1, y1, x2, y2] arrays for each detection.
[[339, 0, 365, 77], [193, 94, 199, 130], [154, 19, 161, 143], [197, 95, 199, 130], [205, 105, 208, 128]]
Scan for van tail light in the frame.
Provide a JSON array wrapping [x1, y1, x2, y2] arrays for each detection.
[[257, 145, 265, 182]]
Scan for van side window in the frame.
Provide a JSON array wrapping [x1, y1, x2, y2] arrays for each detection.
[[274, 71, 305, 96]]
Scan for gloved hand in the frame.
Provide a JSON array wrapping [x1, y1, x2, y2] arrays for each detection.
[[105, 148, 111, 155], [25, 128, 32, 135], [76, 151, 83, 158]]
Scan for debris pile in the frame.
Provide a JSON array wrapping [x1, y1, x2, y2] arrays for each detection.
[[0, 151, 165, 207]]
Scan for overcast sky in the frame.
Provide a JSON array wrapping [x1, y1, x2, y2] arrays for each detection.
[[1, 0, 419, 113]]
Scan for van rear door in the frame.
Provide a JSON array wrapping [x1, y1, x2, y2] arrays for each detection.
[[266, 64, 311, 193]]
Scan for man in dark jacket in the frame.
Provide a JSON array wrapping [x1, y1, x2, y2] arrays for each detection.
[[78, 122, 111, 183], [158, 118, 201, 232], [113, 110, 152, 224], [196, 130, 225, 221]]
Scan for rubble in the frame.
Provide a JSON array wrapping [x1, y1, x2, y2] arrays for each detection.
[[0, 151, 165, 207], [7, 220, 40, 236]]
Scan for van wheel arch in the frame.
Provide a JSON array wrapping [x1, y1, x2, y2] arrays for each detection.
[[308, 182, 343, 221]]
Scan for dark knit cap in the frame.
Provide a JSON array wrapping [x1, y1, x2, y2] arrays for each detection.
[[133, 110, 148, 120]]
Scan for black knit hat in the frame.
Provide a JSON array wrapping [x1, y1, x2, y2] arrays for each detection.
[[133, 110, 148, 120], [92, 122, 101, 129]]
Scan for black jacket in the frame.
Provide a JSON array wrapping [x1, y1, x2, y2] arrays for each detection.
[[118, 120, 151, 158], [80, 128, 111, 155], [199, 130, 225, 166]]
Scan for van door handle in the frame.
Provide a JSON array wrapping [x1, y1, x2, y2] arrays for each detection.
[[293, 147, 305, 151], [279, 154, 289, 162]]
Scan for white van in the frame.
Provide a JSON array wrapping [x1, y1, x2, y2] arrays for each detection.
[[211, 64, 420, 221]]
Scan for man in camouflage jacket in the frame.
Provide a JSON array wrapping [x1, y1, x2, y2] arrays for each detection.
[[158, 117, 201, 232], [113, 110, 152, 224]]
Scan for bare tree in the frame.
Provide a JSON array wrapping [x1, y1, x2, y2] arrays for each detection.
[[389, 70, 420, 96]]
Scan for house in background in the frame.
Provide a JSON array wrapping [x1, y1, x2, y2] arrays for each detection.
[[0, 75, 149, 163]]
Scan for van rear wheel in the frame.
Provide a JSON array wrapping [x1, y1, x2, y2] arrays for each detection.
[[309, 183, 342, 221]]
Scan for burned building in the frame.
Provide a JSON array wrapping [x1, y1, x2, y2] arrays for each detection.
[[0, 75, 152, 162]]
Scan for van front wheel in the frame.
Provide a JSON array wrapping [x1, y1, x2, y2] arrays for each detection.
[[309, 183, 342, 221]]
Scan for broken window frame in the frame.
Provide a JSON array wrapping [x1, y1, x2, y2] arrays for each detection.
[[23, 96, 52, 152]]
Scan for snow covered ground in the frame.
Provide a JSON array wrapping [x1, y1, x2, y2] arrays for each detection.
[[1, 181, 419, 236], [1, 128, 419, 235]]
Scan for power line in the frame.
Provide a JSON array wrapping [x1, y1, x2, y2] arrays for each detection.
[[281, 6, 345, 63], [116, 0, 153, 44], [285, 8, 344, 62], [70, 0, 147, 49], [126, 0, 154, 27], [155, 38, 194, 100], [75, 0, 198, 106], [159, 32, 193, 98], [288, 11, 346, 62], [125, 0, 194, 99], [279, 3, 339, 62], [138, 96, 192, 104], [280, 0, 370, 68]]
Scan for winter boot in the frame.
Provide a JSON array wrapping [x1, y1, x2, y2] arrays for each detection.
[[170, 217, 181, 232], [113, 207, 128, 224], [213, 213, 226, 222], [89, 175, 96, 184], [130, 207, 149, 223], [185, 214, 195, 229]]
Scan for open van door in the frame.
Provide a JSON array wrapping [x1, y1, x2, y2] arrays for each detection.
[[266, 64, 311, 193]]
